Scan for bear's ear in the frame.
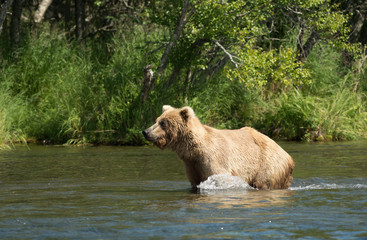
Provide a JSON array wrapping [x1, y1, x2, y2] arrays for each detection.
[[180, 106, 195, 123], [162, 105, 174, 112]]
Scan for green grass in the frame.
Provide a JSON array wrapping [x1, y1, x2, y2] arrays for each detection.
[[250, 45, 367, 141], [255, 87, 367, 141], [0, 24, 171, 145], [0, 24, 366, 147], [187, 45, 367, 142], [0, 81, 27, 149]]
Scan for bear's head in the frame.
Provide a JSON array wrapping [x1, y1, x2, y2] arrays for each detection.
[[142, 105, 197, 150]]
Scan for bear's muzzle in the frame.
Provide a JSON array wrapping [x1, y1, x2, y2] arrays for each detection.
[[142, 129, 150, 140], [142, 124, 158, 142]]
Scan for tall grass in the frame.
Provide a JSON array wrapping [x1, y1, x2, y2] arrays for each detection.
[[255, 86, 367, 141], [0, 81, 27, 149], [0, 24, 170, 145], [0, 24, 366, 146], [188, 75, 257, 129], [2, 28, 90, 143], [250, 46, 367, 141]]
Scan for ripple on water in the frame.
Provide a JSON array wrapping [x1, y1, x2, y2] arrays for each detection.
[[290, 183, 367, 190], [197, 174, 367, 192]]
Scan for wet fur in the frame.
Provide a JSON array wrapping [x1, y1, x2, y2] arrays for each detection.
[[143, 105, 295, 189]]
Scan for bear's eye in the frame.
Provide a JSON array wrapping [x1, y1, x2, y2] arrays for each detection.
[[159, 119, 167, 129]]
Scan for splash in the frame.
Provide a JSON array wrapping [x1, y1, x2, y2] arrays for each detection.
[[290, 183, 367, 191], [197, 175, 367, 192], [197, 174, 252, 191]]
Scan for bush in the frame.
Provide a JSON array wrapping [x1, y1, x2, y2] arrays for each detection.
[[0, 24, 171, 145], [189, 45, 367, 142], [255, 87, 367, 141], [0, 24, 366, 146], [252, 45, 367, 141], [189, 74, 256, 129]]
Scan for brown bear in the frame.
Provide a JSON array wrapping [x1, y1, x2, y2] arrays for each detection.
[[142, 105, 295, 190]]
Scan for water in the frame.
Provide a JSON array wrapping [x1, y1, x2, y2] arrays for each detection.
[[0, 142, 366, 239]]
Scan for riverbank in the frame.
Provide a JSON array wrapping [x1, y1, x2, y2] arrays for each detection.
[[1, 25, 366, 148]]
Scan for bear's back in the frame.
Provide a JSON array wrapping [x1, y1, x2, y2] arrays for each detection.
[[201, 126, 294, 189]]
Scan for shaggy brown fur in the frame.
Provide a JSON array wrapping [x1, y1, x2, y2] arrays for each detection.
[[142, 105, 295, 189]]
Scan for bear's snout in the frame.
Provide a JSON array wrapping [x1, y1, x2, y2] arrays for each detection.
[[142, 125, 158, 142], [143, 124, 168, 150], [142, 129, 150, 140]]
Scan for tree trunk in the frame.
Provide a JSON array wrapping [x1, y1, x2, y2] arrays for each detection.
[[297, 31, 320, 62], [296, 25, 304, 59], [10, 0, 23, 48], [34, 0, 53, 23], [166, 65, 181, 88], [64, 0, 71, 28], [140, 64, 155, 101], [140, 0, 193, 102], [156, 0, 191, 76], [0, 0, 13, 35], [75, 0, 85, 41], [339, 0, 367, 46], [209, 56, 228, 78]]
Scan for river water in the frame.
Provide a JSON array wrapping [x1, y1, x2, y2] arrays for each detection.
[[0, 142, 366, 239]]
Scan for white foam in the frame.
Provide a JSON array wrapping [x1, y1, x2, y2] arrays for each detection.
[[290, 183, 367, 191], [197, 175, 367, 192], [197, 174, 252, 191]]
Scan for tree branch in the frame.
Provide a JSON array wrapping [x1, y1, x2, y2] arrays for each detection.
[[156, 0, 193, 77], [145, 43, 168, 56], [214, 41, 241, 68], [34, 0, 53, 23], [141, 0, 194, 102]]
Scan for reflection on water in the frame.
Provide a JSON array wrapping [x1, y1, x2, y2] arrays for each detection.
[[191, 189, 295, 209], [195, 174, 293, 209], [0, 142, 367, 239]]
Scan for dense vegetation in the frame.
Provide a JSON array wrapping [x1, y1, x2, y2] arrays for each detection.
[[0, 0, 366, 148]]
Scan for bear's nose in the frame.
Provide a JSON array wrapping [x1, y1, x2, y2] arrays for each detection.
[[142, 129, 149, 139]]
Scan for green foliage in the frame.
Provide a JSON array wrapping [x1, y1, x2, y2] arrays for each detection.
[[0, 1, 366, 147], [146, 0, 354, 93], [188, 43, 367, 142], [251, 46, 367, 141], [256, 86, 367, 141], [226, 46, 311, 90], [303, 44, 347, 93], [189, 75, 256, 129], [0, 82, 27, 149], [0, 24, 172, 146]]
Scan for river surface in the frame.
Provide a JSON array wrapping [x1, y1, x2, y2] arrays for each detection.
[[0, 142, 366, 239]]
